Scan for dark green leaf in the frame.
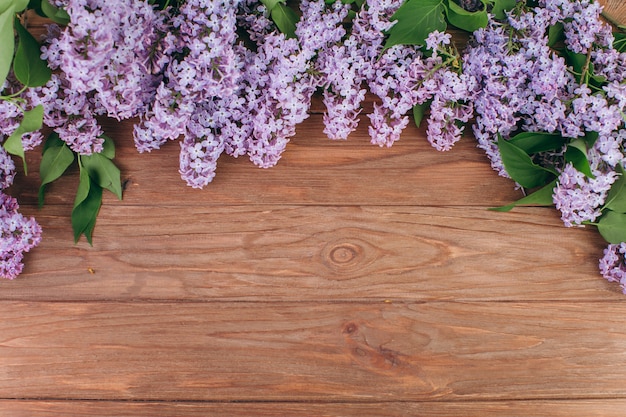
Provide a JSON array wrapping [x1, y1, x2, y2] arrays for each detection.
[[598, 210, 626, 244], [490, 179, 556, 212], [13, 19, 52, 87], [583, 130, 599, 148], [603, 165, 626, 213], [4, 104, 44, 174], [413, 101, 429, 128], [270, 3, 299, 39], [564, 50, 587, 82], [42, 131, 65, 152], [508, 131, 567, 154], [491, 0, 516, 20], [28, 0, 44, 17], [38, 135, 75, 207], [0, 6, 15, 89], [72, 168, 102, 245], [444, 0, 488, 32], [565, 139, 594, 179], [100, 134, 116, 159], [80, 153, 123, 200], [260, 0, 281, 9], [497, 135, 557, 189], [384, 0, 446, 49], [40, 0, 70, 25], [547, 22, 564, 47], [614, 33, 626, 53]]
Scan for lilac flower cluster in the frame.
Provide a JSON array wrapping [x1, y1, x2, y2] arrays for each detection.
[[600, 243, 626, 292], [0, 192, 42, 280], [37, 0, 170, 155], [0, 79, 43, 279], [4, 0, 626, 290], [463, 0, 626, 291]]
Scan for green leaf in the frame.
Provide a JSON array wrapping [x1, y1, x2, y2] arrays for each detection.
[[0, 6, 15, 89], [0, 0, 12, 14], [384, 0, 446, 49], [598, 210, 626, 244], [491, 0, 516, 20], [270, 3, 299, 39], [490, 180, 557, 212], [13, 19, 52, 87], [38, 134, 75, 207], [40, 0, 70, 25], [508, 131, 567, 154], [260, 0, 281, 9], [28, 0, 44, 16], [548, 22, 565, 47], [603, 165, 626, 213], [565, 139, 594, 179], [13, 0, 29, 12], [583, 130, 599, 148], [4, 104, 44, 174], [100, 134, 116, 159], [614, 33, 626, 54], [42, 130, 65, 152], [72, 168, 102, 245], [497, 135, 557, 189], [444, 0, 488, 32], [80, 153, 123, 200], [413, 101, 429, 128]]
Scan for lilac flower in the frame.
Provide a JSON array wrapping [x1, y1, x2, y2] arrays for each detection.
[[552, 163, 617, 227], [599, 243, 626, 294], [56, 0, 170, 120], [0, 192, 42, 280]]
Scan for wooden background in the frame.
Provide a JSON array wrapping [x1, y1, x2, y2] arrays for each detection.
[[2, 1, 626, 415]]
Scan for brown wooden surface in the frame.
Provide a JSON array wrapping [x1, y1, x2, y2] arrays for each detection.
[[2, 2, 626, 416]]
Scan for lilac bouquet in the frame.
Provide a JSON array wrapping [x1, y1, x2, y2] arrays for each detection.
[[2, 0, 626, 294]]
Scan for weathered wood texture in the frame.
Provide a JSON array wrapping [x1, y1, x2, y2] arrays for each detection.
[[3, 302, 626, 401], [4, 400, 626, 417], [2, 2, 626, 416], [1, 205, 619, 301], [602, 0, 626, 25]]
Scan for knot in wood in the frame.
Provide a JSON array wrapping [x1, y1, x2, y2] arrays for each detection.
[[323, 241, 365, 275], [330, 244, 360, 264]]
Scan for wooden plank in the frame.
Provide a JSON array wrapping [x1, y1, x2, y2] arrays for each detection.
[[8, 115, 520, 207], [1, 205, 620, 301], [3, 399, 626, 417], [601, 0, 626, 26], [2, 301, 626, 401]]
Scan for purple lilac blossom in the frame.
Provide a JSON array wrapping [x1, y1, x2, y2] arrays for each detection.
[[599, 243, 626, 294], [136, 0, 244, 188], [463, 9, 575, 176], [240, 0, 348, 168], [0, 192, 42, 280], [57, 0, 170, 120], [463, 1, 626, 290]]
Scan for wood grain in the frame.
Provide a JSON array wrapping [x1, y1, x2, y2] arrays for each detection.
[[601, 0, 626, 26], [4, 2, 626, 415], [7, 115, 520, 208], [3, 399, 626, 417], [0, 205, 620, 301], [2, 302, 626, 401]]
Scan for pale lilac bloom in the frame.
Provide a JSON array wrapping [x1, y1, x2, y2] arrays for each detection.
[[0, 192, 42, 280]]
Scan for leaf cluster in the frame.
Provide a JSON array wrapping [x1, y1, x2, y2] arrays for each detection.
[[492, 131, 596, 212], [261, 0, 300, 39], [1, 1, 62, 173], [39, 134, 123, 245], [384, 0, 515, 50]]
